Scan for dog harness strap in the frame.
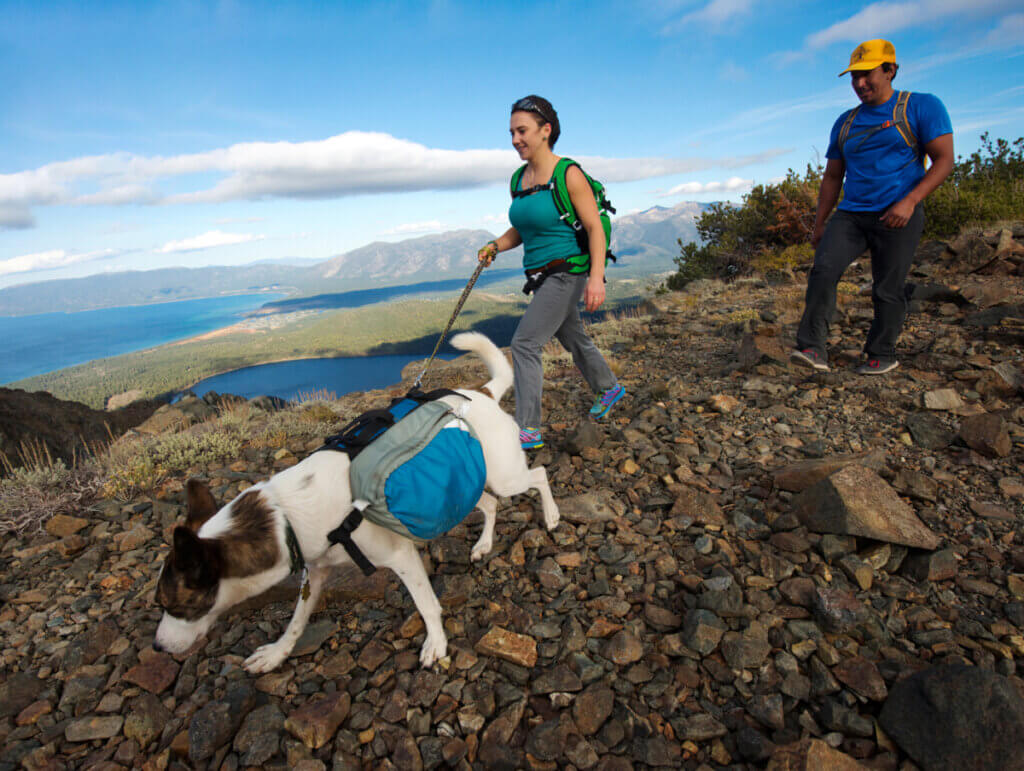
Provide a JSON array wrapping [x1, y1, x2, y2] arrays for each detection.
[[284, 520, 304, 575], [327, 511, 377, 577]]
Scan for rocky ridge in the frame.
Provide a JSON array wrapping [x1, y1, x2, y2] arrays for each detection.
[[0, 224, 1023, 770]]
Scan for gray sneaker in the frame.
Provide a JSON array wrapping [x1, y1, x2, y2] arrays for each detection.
[[790, 348, 830, 372], [856, 358, 900, 375]]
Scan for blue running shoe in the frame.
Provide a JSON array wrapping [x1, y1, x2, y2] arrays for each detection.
[[519, 427, 544, 450], [589, 383, 625, 420]]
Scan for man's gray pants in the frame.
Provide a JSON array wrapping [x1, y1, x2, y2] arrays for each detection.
[[511, 271, 617, 429]]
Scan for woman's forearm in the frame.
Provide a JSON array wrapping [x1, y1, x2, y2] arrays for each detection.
[[494, 228, 522, 252]]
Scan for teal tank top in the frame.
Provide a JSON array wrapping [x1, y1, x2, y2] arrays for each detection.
[[509, 175, 580, 271]]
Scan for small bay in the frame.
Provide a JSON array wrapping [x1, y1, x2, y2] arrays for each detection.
[[186, 353, 459, 403], [0, 293, 283, 385]]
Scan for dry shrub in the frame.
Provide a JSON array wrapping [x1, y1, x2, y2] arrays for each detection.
[[724, 308, 760, 324], [0, 457, 102, 535], [298, 402, 338, 423], [752, 243, 813, 276], [100, 424, 244, 499]]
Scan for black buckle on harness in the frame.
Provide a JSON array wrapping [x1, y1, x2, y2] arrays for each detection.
[[327, 509, 376, 577]]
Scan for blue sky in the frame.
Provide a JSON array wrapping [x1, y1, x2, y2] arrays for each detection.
[[1, 0, 1022, 289]]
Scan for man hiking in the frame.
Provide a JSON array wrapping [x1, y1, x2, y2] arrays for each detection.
[[791, 39, 954, 375]]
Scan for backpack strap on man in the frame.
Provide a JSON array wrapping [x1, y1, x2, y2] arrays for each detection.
[[837, 107, 861, 157], [892, 90, 923, 166]]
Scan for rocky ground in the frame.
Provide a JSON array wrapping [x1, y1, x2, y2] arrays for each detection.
[[1, 224, 1023, 770]]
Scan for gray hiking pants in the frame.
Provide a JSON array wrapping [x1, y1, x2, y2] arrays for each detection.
[[511, 271, 617, 429]]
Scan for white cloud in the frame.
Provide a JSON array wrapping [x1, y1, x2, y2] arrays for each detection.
[[0, 248, 118, 276], [380, 220, 447, 236], [214, 216, 267, 224], [805, 0, 1013, 50], [983, 13, 1024, 47], [157, 230, 265, 254], [0, 131, 792, 228], [664, 0, 756, 32], [660, 177, 752, 197], [719, 60, 749, 81]]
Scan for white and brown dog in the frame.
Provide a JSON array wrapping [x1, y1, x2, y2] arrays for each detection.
[[153, 332, 559, 672]]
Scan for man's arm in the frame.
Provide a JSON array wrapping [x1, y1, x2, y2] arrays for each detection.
[[811, 158, 845, 248], [880, 133, 954, 228]]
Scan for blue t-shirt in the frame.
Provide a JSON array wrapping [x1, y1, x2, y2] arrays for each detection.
[[826, 91, 952, 212], [509, 175, 581, 271]]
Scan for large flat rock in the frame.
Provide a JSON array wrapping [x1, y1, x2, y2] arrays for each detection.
[[793, 465, 939, 550], [772, 450, 886, 493]]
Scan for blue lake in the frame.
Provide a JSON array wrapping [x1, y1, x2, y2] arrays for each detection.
[[0, 294, 283, 384], [187, 353, 458, 402], [0, 269, 525, 387]]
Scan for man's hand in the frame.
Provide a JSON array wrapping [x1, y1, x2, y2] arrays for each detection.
[[811, 222, 826, 248], [477, 241, 498, 266], [880, 197, 916, 228], [584, 275, 605, 312]]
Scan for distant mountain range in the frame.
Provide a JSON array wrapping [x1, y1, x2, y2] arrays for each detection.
[[0, 201, 708, 316]]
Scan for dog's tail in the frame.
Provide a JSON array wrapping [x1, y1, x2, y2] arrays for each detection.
[[449, 331, 513, 402]]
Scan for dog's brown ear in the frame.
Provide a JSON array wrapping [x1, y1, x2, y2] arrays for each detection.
[[172, 525, 218, 589], [185, 478, 218, 531]]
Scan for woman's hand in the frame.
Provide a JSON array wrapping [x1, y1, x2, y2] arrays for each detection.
[[477, 240, 498, 267], [584, 275, 605, 312]]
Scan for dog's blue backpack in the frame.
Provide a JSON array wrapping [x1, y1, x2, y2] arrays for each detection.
[[318, 389, 487, 575]]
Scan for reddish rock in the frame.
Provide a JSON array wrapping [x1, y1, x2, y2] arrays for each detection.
[[738, 333, 788, 369], [832, 656, 888, 701], [284, 692, 351, 749], [766, 738, 868, 770], [959, 412, 1012, 458], [793, 465, 940, 550], [475, 626, 537, 667], [122, 651, 179, 694], [15, 700, 52, 726], [573, 684, 614, 736], [65, 715, 125, 742], [902, 548, 958, 582], [603, 630, 644, 665], [44, 514, 89, 538], [772, 450, 886, 493], [669, 484, 725, 525]]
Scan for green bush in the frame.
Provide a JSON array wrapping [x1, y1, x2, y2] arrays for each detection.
[[924, 133, 1024, 237], [669, 165, 821, 288]]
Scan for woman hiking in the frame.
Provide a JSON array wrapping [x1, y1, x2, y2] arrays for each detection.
[[478, 95, 624, 450]]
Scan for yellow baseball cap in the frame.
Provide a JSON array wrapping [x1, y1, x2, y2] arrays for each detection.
[[839, 39, 897, 76]]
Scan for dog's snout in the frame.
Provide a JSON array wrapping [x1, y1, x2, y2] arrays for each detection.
[[152, 640, 164, 653]]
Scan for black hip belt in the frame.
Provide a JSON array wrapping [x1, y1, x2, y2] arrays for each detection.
[[522, 259, 571, 295]]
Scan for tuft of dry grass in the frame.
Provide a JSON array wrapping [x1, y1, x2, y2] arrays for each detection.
[[0, 458, 102, 535]]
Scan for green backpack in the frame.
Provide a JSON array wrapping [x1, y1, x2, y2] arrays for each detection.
[[510, 157, 617, 274]]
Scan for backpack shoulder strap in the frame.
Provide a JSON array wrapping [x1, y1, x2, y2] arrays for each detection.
[[892, 91, 918, 151], [837, 106, 860, 156], [510, 164, 528, 198], [551, 157, 581, 229]]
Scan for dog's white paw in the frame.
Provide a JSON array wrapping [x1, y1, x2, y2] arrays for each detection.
[[419, 633, 447, 668], [544, 507, 560, 531], [470, 537, 493, 561], [244, 643, 288, 674]]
